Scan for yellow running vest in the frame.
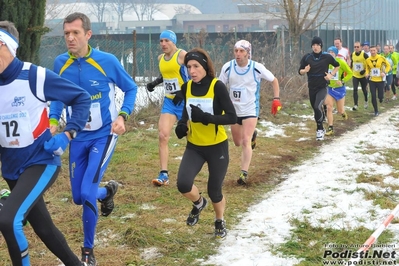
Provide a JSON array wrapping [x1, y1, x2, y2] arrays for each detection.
[[159, 49, 185, 99], [186, 78, 228, 146]]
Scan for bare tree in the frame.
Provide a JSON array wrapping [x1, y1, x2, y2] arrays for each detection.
[[111, 0, 131, 22], [87, 0, 108, 22], [246, 0, 360, 56], [129, 0, 162, 21], [174, 4, 196, 15]]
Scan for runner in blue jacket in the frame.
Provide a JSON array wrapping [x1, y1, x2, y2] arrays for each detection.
[[0, 20, 90, 266], [49, 12, 137, 265]]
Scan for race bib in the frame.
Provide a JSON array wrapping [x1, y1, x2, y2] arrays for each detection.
[[230, 87, 248, 103], [353, 63, 364, 72], [328, 69, 339, 80], [84, 102, 103, 131], [186, 98, 213, 121], [0, 110, 34, 148], [164, 78, 180, 96], [371, 68, 381, 77]]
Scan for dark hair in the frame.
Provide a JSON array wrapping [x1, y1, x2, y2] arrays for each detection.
[[0, 21, 19, 41], [334, 37, 342, 42], [185, 47, 216, 78], [64, 12, 91, 33]]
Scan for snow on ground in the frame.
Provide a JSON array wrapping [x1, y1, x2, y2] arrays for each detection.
[[203, 108, 399, 266]]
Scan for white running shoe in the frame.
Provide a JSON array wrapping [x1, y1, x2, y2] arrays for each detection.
[[364, 102, 368, 109], [316, 129, 325, 141], [352, 105, 358, 111], [392, 95, 397, 100]]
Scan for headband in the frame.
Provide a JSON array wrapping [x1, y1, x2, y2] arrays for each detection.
[[184, 52, 208, 70], [0, 29, 18, 57]]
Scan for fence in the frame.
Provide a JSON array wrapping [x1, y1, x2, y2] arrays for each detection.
[[39, 29, 395, 85]]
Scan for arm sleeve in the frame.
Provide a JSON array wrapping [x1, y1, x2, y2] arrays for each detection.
[[218, 62, 230, 85], [109, 55, 138, 115], [298, 54, 307, 75], [31, 66, 91, 132], [257, 63, 275, 82], [177, 84, 189, 126], [341, 61, 353, 83], [209, 80, 237, 125]]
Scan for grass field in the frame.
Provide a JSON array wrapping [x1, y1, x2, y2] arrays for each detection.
[[0, 88, 398, 266]]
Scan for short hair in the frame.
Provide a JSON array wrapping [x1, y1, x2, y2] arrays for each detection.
[[186, 47, 216, 78], [64, 12, 91, 33], [334, 37, 342, 42], [0, 21, 19, 42]]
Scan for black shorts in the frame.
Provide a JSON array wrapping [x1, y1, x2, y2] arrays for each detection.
[[236, 116, 258, 125]]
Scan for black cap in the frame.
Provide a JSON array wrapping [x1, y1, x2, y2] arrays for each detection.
[[311, 36, 323, 48]]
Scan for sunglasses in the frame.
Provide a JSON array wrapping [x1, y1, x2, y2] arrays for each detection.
[[354, 46, 360, 48]]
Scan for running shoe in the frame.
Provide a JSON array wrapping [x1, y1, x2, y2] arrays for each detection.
[[186, 197, 208, 226], [81, 247, 96, 266], [99, 180, 118, 217], [152, 172, 169, 186], [0, 189, 10, 199], [352, 105, 358, 111], [237, 172, 248, 185], [251, 130, 257, 150], [316, 129, 325, 141], [374, 112, 379, 117], [214, 219, 227, 238], [392, 95, 397, 100], [364, 102, 368, 109], [341, 112, 348, 120], [0, 189, 28, 226], [325, 127, 334, 136]]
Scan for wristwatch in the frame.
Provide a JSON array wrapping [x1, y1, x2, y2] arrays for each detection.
[[65, 129, 77, 139], [118, 112, 129, 122]]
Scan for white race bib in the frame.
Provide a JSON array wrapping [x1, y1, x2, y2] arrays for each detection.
[[354, 63, 364, 72], [371, 68, 381, 77], [164, 78, 181, 96], [328, 69, 339, 80], [230, 87, 248, 103], [0, 111, 34, 148], [84, 102, 103, 131]]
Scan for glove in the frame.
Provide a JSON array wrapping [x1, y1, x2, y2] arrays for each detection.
[[190, 104, 212, 125], [146, 82, 156, 92], [271, 99, 282, 116], [172, 91, 184, 106], [360, 70, 366, 75], [175, 123, 188, 139], [44, 132, 70, 156], [146, 75, 163, 92]]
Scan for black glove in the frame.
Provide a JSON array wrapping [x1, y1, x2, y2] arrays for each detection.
[[146, 82, 156, 92], [175, 123, 188, 139], [172, 91, 184, 106], [190, 104, 212, 125], [146, 75, 163, 92], [360, 70, 366, 75]]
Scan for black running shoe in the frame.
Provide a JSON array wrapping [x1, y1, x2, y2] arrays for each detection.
[[215, 219, 227, 238], [237, 172, 248, 185], [251, 130, 258, 150], [99, 180, 118, 217], [186, 197, 208, 226], [81, 247, 96, 266]]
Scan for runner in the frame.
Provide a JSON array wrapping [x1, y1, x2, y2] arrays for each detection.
[[298, 36, 339, 141], [325, 46, 353, 136], [350, 41, 369, 110], [146, 30, 189, 187], [218, 40, 281, 184]]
